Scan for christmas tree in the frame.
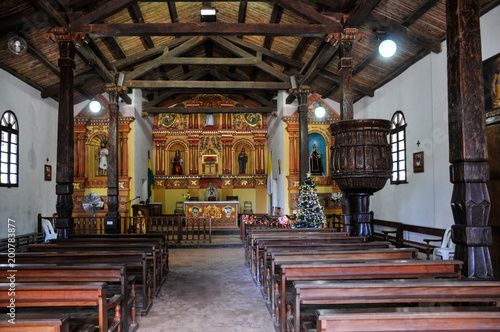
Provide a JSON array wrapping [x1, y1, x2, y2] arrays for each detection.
[[293, 173, 326, 228]]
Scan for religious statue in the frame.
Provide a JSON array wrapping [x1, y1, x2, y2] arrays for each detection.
[[238, 148, 248, 174], [97, 139, 108, 176], [204, 182, 220, 201], [309, 143, 324, 176], [171, 149, 183, 175], [204, 113, 216, 127]]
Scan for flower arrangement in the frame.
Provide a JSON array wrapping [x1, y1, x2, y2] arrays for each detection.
[[183, 192, 191, 200], [331, 192, 343, 205]]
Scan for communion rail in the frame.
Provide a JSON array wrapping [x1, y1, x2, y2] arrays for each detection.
[[38, 214, 211, 243]]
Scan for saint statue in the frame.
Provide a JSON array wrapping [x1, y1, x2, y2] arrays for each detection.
[[171, 149, 183, 175], [491, 57, 500, 109], [97, 140, 108, 176], [309, 143, 324, 176], [238, 148, 248, 174]]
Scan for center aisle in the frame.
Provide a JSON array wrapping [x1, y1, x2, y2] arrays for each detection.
[[136, 247, 276, 332]]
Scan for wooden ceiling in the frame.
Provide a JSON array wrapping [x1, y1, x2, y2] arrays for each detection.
[[0, 0, 499, 113]]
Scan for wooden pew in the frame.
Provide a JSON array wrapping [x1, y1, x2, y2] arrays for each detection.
[[259, 241, 393, 293], [52, 237, 168, 286], [251, 236, 365, 283], [290, 278, 500, 332], [0, 263, 137, 332], [273, 259, 463, 332], [313, 306, 500, 332], [26, 242, 162, 298], [244, 229, 343, 266], [0, 282, 116, 332], [265, 247, 417, 305], [0, 252, 152, 316], [0, 313, 71, 332]]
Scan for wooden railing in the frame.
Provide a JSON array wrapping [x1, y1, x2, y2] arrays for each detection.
[[38, 214, 212, 243]]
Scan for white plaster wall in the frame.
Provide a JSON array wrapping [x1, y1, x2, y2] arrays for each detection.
[[0, 69, 58, 237], [354, 6, 500, 229], [130, 89, 154, 203]]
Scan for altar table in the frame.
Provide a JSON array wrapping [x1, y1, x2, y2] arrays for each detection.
[[184, 201, 239, 228]]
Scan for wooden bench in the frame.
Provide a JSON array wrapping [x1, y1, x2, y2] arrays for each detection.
[[314, 306, 500, 332], [26, 242, 162, 298], [259, 241, 393, 294], [0, 251, 153, 316], [0, 263, 137, 332], [0, 313, 71, 332], [290, 278, 500, 332], [0, 282, 117, 332], [251, 235, 363, 282], [0, 231, 44, 252], [372, 219, 445, 259], [244, 229, 342, 267], [53, 236, 168, 284], [273, 259, 463, 332], [265, 247, 418, 307]]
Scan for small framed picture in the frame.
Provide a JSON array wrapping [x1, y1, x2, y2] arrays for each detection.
[[44, 164, 52, 181], [413, 152, 424, 173]]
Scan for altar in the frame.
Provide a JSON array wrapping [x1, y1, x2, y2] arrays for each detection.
[[184, 201, 239, 228]]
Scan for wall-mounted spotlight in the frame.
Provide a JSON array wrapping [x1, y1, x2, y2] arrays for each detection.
[[376, 30, 397, 58], [89, 99, 102, 113], [201, 6, 217, 22]]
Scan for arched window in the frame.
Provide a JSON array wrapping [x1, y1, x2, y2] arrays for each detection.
[[1, 111, 19, 187], [390, 111, 407, 184]]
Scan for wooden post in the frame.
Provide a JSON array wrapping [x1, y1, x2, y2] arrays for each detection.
[[446, 0, 493, 278], [46, 28, 86, 239], [104, 83, 128, 234], [292, 86, 310, 184]]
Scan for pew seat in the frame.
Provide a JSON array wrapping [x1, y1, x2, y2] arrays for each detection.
[[0, 313, 71, 332]]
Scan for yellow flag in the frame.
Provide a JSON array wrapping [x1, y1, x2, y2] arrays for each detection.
[[267, 151, 273, 195]]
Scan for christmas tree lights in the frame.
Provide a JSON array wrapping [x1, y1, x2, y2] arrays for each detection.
[[293, 173, 326, 228]]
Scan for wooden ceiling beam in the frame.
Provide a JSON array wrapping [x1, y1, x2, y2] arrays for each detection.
[[299, 42, 338, 85], [403, 0, 440, 27], [111, 36, 192, 69], [343, 0, 382, 28], [41, 71, 98, 98], [126, 80, 290, 90], [71, 0, 137, 25], [129, 3, 155, 49], [209, 36, 289, 82], [26, 0, 68, 27], [273, 0, 340, 25], [125, 36, 206, 81], [167, 2, 179, 23], [145, 106, 274, 114], [70, 23, 341, 37]]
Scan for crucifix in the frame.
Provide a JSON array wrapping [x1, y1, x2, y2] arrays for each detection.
[[205, 160, 215, 174]]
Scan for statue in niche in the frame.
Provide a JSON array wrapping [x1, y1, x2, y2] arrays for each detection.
[[171, 149, 183, 175], [204, 182, 220, 201], [97, 139, 108, 176], [238, 148, 248, 174], [204, 113, 216, 127], [309, 143, 324, 176]]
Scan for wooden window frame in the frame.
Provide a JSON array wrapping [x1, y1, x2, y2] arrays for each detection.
[[390, 111, 407, 185], [0, 111, 19, 187]]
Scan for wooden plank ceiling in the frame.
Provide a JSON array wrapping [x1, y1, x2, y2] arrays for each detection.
[[0, 0, 499, 114]]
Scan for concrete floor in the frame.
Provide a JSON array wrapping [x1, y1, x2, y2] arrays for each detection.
[[136, 240, 275, 332]]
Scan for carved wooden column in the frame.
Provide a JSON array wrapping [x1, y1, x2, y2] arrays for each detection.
[[46, 28, 86, 239], [292, 86, 310, 184], [104, 83, 127, 233], [121, 131, 128, 176], [446, 0, 493, 278]]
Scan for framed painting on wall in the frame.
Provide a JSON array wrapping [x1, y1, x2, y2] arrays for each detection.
[[413, 152, 424, 173], [44, 164, 52, 181], [483, 52, 500, 112]]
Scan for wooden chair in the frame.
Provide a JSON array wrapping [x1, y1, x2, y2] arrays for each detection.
[[174, 201, 184, 216], [243, 201, 253, 214]]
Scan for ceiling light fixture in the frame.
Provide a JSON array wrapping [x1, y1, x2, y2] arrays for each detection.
[[376, 30, 397, 58], [8, 35, 27, 55], [200, 6, 217, 22], [89, 99, 102, 113], [313, 101, 326, 118]]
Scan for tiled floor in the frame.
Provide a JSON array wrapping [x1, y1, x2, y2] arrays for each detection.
[[136, 245, 276, 332]]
